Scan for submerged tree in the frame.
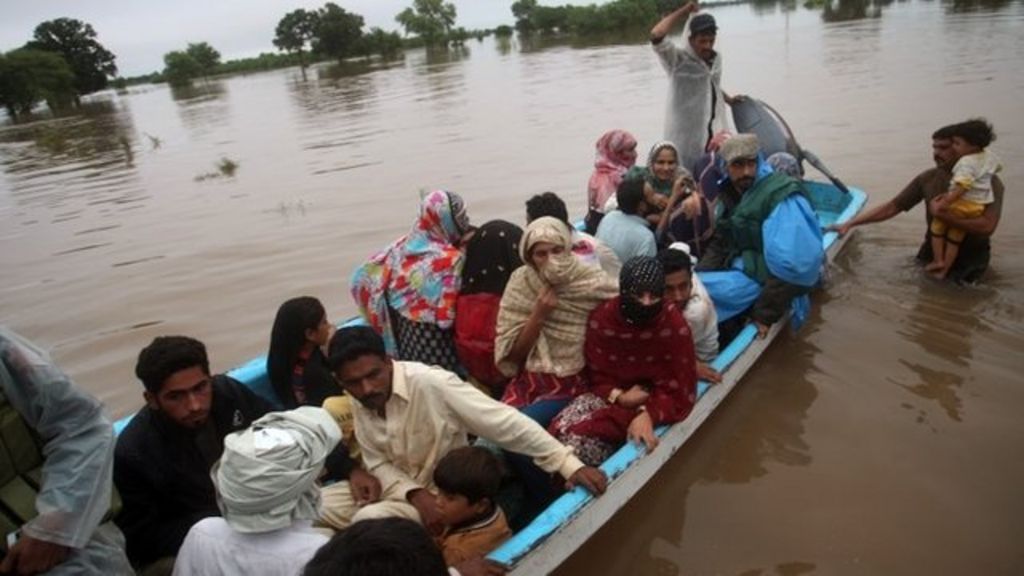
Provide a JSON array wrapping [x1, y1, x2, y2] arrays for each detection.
[[360, 27, 405, 59], [396, 0, 457, 47], [162, 51, 203, 87], [186, 42, 221, 78], [274, 9, 320, 72], [0, 48, 76, 117], [313, 3, 366, 62], [27, 18, 117, 99]]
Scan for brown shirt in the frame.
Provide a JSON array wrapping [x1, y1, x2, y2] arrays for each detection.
[[439, 507, 512, 566], [892, 167, 1004, 282]]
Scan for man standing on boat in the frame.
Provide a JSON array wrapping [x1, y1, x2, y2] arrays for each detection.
[[0, 328, 133, 575], [696, 134, 824, 338], [318, 326, 607, 534], [830, 123, 1003, 283], [113, 336, 277, 575], [650, 1, 742, 174]]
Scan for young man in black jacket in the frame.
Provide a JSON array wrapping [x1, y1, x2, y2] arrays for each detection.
[[113, 336, 274, 574]]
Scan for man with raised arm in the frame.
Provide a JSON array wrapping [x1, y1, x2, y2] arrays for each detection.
[[650, 1, 742, 174], [830, 123, 1003, 283]]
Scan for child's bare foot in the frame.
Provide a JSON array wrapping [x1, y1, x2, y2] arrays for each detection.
[[924, 261, 945, 272], [929, 268, 948, 280]]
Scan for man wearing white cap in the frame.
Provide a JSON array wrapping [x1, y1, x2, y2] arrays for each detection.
[[171, 407, 339, 576]]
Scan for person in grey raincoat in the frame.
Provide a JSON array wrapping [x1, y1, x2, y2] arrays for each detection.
[[650, 1, 741, 174], [0, 327, 132, 575]]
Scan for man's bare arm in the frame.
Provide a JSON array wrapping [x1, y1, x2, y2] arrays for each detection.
[[828, 200, 901, 235], [651, 1, 699, 42]]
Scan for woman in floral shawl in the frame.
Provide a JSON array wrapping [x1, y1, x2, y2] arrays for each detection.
[[550, 256, 698, 466], [494, 216, 618, 426], [585, 129, 638, 234], [350, 189, 470, 372]]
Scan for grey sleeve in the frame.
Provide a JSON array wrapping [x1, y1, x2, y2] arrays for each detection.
[[0, 328, 114, 549]]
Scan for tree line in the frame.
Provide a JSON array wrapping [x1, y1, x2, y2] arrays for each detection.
[[0, 18, 117, 118], [3, 0, 724, 118]]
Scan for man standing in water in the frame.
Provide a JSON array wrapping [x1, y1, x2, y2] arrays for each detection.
[[831, 123, 1003, 283], [650, 1, 741, 174]]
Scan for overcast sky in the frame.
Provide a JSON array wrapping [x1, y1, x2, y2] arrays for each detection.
[[0, 0, 525, 76]]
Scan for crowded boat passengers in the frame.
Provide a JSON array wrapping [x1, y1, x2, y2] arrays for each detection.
[[3, 128, 1002, 576], [0, 3, 1003, 574]]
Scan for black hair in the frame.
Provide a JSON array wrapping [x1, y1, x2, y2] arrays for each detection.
[[267, 296, 326, 408], [302, 517, 448, 576], [931, 123, 956, 141], [433, 446, 503, 504], [616, 177, 646, 216], [327, 326, 387, 373], [948, 118, 996, 148], [525, 191, 570, 226], [135, 336, 210, 394], [657, 248, 693, 275]]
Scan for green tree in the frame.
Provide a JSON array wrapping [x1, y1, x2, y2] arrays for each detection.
[[360, 27, 405, 58], [313, 3, 365, 61], [273, 9, 319, 70], [0, 48, 76, 117], [395, 0, 457, 47], [162, 50, 202, 87], [186, 42, 221, 77], [26, 18, 117, 98]]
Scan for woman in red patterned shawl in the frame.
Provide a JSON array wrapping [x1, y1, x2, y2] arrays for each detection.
[[550, 256, 698, 466]]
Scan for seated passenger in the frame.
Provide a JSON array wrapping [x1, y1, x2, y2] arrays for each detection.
[[584, 129, 638, 234], [454, 220, 525, 396], [595, 178, 658, 264], [114, 336, 275, 573], [526, 191, 620, 279], [172, 407, 339, 576], [0, 328, 133, 576], [317, 327, 606, 533], [695, 134, 824, 338], [659, 244, 721, 383], [693, 130, 733, 207], [655, 165, 714, 259], [267, 296, 340, 409], [433, 447, 512, 566], [550, 257, 698, 466], [495, 216, 618, 426], [351, 189, 471, 373]]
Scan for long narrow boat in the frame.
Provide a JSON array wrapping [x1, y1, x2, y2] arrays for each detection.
[[111, 178, 866, 574]]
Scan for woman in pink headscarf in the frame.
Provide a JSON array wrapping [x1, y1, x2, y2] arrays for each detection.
[[585, 129, 638, 234]]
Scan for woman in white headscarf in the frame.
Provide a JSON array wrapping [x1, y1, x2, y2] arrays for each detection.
[[494, 217, 618, 427]]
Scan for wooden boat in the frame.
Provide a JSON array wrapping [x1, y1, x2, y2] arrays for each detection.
[[111, 97, 867, 574], [112, 180, 866, 574]]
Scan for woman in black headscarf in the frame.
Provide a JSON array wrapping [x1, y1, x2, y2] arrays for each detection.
[[454, 220, 524, 396], [549, 256, 699, 466]]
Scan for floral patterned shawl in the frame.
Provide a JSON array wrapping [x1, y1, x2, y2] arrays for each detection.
[[350, 190, 468, 353]]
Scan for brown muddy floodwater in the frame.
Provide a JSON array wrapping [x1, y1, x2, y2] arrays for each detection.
[[1, 0, 1023, 574]]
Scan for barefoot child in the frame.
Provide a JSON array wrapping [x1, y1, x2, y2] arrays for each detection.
[[433, 446, 512, 566], [927, 119, 1001, 279]]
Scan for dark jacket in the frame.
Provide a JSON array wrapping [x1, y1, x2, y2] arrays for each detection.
[[113, 375, 274, 567]]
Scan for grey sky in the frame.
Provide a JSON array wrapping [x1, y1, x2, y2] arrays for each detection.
[[0, 0, 523, 76]]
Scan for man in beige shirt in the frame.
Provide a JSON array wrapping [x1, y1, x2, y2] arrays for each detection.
[[318, 326, 606, 535]]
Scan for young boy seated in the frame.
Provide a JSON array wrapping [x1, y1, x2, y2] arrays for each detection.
[[432, 446, 512, 566]]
